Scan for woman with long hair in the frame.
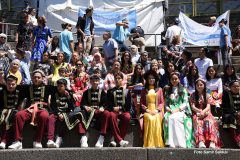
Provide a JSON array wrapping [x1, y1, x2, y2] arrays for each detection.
[[163, 72, 194, 148], [71, 60, 89, 106], [221, 64, 238, 90], [183, 64, 199, 94], [159, 60, 176, 88], [140, 70, 164, 147], [205, 66, 223, 117], [190, 78, 221, 148]]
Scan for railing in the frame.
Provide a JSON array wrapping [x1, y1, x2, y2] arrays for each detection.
[[0, 22, 18, 42]]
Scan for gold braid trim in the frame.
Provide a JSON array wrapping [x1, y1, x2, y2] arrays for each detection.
[[74, 109, 95, 130], [62, 113, 80, 130]]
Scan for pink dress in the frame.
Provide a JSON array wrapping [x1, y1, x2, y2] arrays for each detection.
[[190, 93, 221, 148]]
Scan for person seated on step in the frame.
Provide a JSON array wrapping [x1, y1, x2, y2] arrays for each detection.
[[0, 75, 24, 149], [8, 70, 55, 149], [73, 74, 110, 148], [190, 78, 221, 149], [47, 78, 75, 148], [107, 72, 131, 147], [222, 80, 240, 148]]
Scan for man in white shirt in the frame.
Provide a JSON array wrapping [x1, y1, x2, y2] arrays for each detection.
[[194, 47, 213, 79], [165, 18, 182, 45]]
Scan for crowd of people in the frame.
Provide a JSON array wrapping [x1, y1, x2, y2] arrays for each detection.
[[0, 6, 240, 150]]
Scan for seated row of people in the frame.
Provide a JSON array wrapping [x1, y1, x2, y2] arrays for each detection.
[[1, 67, 239, 149]]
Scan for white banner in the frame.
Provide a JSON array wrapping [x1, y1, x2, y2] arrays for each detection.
[[39, 0, 165, 46], [179, 11, 230, 46]]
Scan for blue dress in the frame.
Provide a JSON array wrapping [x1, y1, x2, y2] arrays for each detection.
[[32, 26, 52, 61]]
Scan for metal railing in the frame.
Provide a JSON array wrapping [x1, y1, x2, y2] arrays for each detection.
[[0, 22, 18, 41]]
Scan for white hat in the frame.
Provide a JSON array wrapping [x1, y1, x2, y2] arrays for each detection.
[[0, 33, 7, 38]]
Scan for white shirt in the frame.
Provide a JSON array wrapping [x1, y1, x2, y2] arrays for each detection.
[[206, 78, 223, 94], [194, 57, 213, 79], [183, 76, 195, 94], [131, 52, 140, 65], [165, 25, 182, 44]]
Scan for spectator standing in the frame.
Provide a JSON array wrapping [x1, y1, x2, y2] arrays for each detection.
[[113, 19, 131, 52], [59, 23, 74, 63], [102, 31, 118, 69], [76, 6, 94, 54], [165, 17, 182, 45], [16, 13, 34, 51], [32, 16, 52, 62], [129, 26, 145, 52], [28, 8, 38, 26], [219, 18, 232, 68]]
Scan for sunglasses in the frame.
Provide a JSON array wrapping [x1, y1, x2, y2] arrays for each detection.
[[76, 64, 83, 67]]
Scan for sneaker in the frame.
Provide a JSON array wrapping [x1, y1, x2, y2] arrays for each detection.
[[33, 142, 42, 148], [95, 135, 104, 148], [0, 142, 6, 149], [110, 141, 117, 147], [119, 140, 129, 147], [47, 140, 56, 148], [237, 142, 240, 148], [55, 136, 63, 148], [198, 141, 206, 148], [8, 141, 22, 149], [209, 142, 216, 149], [80, 135, 88, 148]]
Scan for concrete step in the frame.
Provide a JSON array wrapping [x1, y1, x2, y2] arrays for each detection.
[[0, 148, 239, 160]]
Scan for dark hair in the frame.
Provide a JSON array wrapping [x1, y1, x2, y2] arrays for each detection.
[[201, 47, 209, 55], [121, 51, 133, 74], [105, 31, 111, 37], [182, 49, 192, 60], [165, 60, 176, 77], [206, 66, 218, 81], [132, 63, 144, 85], [144, 70, 159, 90], [57, 78, 67, 86], [187, 64, 199, 87], [51, 36, 59, 52], [166, 72, 184, 96], [223, 64, 237, 80], [229, 80, 239, 87], [114, 72, 124, 79], [194, 79, 207, 109]]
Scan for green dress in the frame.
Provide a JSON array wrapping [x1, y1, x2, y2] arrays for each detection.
[[163, 86, 195, 148]]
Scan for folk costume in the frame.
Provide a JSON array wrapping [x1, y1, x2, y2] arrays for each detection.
[[222, 88, 240, 145], [11, 83, 54, 144], [107, 86, 131, 144], [0, 84, 22, 147], [77, 87, 110, 135], [48, 90, 76, 143]]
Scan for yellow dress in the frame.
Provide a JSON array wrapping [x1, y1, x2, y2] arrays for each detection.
[[143, 87, 164, 147]]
